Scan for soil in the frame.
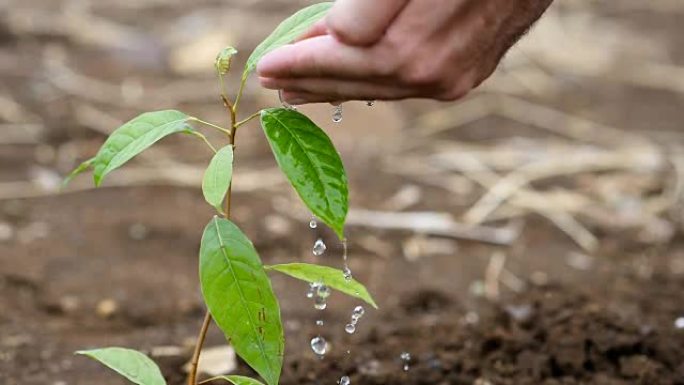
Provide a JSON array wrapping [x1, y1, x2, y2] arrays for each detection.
[[2, 1, 684, 385]]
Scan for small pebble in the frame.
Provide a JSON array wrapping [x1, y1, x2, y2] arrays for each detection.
[[0, 222, 14, 242], [128, 223, 149, 241], [95, 299, 119, 319], [59, 296, 81, 314]]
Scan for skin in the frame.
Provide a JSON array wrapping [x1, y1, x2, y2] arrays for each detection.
[[257, 0, 554, 104]]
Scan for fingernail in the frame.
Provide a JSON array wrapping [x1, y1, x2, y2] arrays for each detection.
[[259, 77, 279, 89]]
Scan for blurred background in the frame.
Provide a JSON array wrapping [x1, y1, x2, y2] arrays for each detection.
[[1, 0, 683, 384]]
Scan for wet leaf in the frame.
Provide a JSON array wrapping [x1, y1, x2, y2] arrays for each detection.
[[200, 217, 283, 385], [62, 157, 95, 187], [92, 110, 193, 186], [266, 263, 377, 309], [244, 2, 333, 75], [204, 375, 265, 385], [76, 347, 166, 385], [261, 108, 348, 238], [202, 145, 234, 212]]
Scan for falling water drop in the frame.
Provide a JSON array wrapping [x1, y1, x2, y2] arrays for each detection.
[[332, 105, 343, 123], [313, 238, 327, 256], [345, 305, 365, 334], [310, 336, 328, 356], [342, 239, 352, 281], [316, 320, 324, 326], [400, 352, 411, 371], [317, 285, 331, 299], [343, 266, 353, 282], [314, 296, 327, 310], [309, 218, 318, 229], [306, 282, 319, 299], [278, 90, 297, 110], [339, 376, 351, 385], [675, 317, 684, 329]]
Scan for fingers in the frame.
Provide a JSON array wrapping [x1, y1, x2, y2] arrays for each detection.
[[295, 19, 328, 42], [279, 91, 338, 105], [257, 35, 379, 79], [326, 0, 409, 46], [264, 77, 417, 103]]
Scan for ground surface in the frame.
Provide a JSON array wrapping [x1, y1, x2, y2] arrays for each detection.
[[1, 1, 684, 384]]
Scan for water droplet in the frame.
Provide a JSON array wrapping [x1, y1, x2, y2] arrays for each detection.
[[314, 296, 327, 310], [400, 352, 411, 371], [339, 376, 350, 385], [309, 218, 318, 229], [313, 238, 327, 256], [675, 317, 684, 329], [310, 336, 328, 356], [366, 100, 375, 107], [345, 323, 356, 334], [306, 282, 319, 299], [316, 320, 324, 326], [343, 266, 353, 281], [352, 306, 365, 318], [278, 90, 297, 110], [317, 285, 331, 299], [342, 238, 352, 281], [332, 105, 343, 123]]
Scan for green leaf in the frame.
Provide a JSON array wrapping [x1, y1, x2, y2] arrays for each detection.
[[200, 217, 284, 385], [216, 46, 238, 75], [203, 375, 265, 385], [266, 263, 377, 309], [244, 2, 333, 75], [261, 108, 348, 238], [62, 157, 95, 187], [202, 145, 234, 212], [76, 347, 166, 385], [92, 110, 193, 186]]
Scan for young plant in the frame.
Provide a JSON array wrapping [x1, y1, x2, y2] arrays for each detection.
[[66, 3, 377, 385]]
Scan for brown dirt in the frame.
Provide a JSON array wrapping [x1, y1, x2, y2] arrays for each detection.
[[2, 1, 684, 385]]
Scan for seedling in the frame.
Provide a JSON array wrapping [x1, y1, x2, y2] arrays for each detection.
[[66, 3, 377, 385]]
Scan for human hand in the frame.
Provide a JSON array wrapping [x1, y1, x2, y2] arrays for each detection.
[[257, 0, 553, 104]]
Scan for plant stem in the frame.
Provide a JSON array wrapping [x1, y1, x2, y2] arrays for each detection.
[[189, 131, 218, 153], [235, 111, 261, 129], [233, 75, 248, 113], [187, 311, 212, 385], [187, 92, 239, 385], [192, 118, 232, 136], [222, 95, 237, 130]]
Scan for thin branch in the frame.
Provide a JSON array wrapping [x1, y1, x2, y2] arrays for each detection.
[[191, 117, 232, 136], [233, 74, 248, 113], [189, 131, 218, 153], [235, 111, 261, 129]]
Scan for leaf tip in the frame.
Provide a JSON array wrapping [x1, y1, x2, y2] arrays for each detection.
[[333, 225, 346, 241], [369, 298, 379, 310]]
